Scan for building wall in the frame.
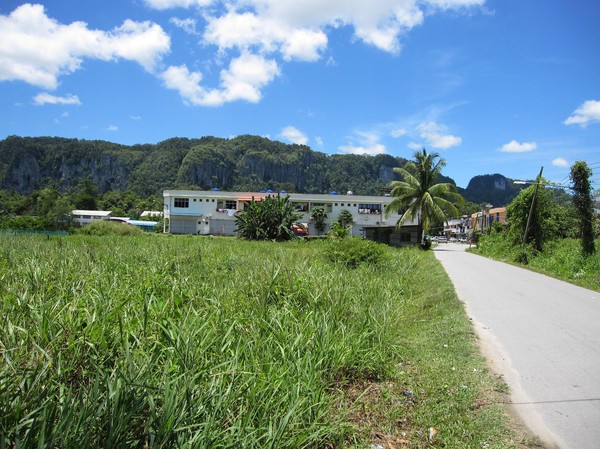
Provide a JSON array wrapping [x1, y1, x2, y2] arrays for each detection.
[[163, 190, 418, 243], [471, 207, 507, 231], [71, 210, 112, 226]]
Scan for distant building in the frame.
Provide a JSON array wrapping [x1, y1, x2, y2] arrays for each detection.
[[140, 210, 163, 218], [443, 216, 471, 240], [471, 207, 507, 231], [163, 190, 420, 245], [71, 210, 112, 226]]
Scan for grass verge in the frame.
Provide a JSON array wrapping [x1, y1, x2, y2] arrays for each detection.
[[473, 233, 600, 292], [1, 234, 535, 448]]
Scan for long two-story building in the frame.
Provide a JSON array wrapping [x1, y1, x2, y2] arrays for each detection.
[[163, 190, 419, 245]]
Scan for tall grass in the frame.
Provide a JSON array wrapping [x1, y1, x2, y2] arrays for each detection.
[[1, 235, 521, 448], [474, 233, 600, 291]]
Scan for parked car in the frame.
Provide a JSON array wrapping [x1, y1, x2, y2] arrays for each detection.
[[437, 236, 448, 243]]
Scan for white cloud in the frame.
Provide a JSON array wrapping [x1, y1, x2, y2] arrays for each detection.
[[106, 124, 119, 131], [315, 136, 324, 147], [499, 140, 537, 153], [416, 121, 461, 149], [564, 100, 600, 127], [407, 142, 422, 150], [162, 52, 279, 106], [339, 131, 387, 156], [425, 0, 486, 9], [340, 143, 386, 156], [33, 92, 81, 105], [148, 0, 484, 104], [391, 128, 406, 138], [1, 1, 485, 107], [203, 11, 327, 62], [169, 17, 199, 34], [279, 126, 308, 145], [143, 0, 213, 10], [0, 4, 170, 89], [552, 157, 569, 168]]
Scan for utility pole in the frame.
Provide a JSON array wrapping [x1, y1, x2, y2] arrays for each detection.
[[523, 166, 544, 244]]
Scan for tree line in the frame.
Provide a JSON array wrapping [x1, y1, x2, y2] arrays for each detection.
[[0, 178, 161, 231]]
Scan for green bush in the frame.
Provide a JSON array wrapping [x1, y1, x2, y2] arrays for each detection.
[[77, 220, 144, 236], [325, 237, 386, 268]]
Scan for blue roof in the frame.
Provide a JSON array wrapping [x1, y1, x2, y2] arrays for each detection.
[[127, 220, 157, 227]]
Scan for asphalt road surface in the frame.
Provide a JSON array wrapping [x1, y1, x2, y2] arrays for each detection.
[[433, 242, 600, 449]]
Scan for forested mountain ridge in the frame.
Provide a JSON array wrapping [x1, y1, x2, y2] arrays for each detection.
[[1, 135, 523, 205], [0, 135, 412, 197]]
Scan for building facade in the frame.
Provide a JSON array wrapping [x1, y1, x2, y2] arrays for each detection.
[[471, 206, 507, 232], [163, 190, 420, 245], [71, 210, 112, 226]]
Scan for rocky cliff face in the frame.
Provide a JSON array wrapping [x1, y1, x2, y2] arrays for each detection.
[[6, 136, 529, 203]]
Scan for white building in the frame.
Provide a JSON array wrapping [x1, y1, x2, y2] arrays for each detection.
[[71, 210, 112, 226], [163, 190, 420, 245]]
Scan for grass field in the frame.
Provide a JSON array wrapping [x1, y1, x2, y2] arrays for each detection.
[[1, 234, 534, 448]]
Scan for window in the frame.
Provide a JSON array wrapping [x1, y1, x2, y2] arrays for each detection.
[[217, 200, 237, 210], [293, 202, 308, 212], [358, 204, 382, 214], [174, 198, 189, 208]]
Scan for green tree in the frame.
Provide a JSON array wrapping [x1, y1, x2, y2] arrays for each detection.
[[384, 149, 463, 241], [74, 178, 98, 210], [310, 206, 327, 235], [506, 183, 553, 251], [570, 161, 595, 255], [336, 209, 354, 228], [235, 195, 302, 241]]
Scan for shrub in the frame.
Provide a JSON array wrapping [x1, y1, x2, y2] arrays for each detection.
[[77, 220, 144, 236], [325, 237, 386, 268], [235, 194, 302, 241]]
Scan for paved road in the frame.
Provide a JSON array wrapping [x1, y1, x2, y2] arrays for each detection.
[[433, 243, 600, 449]]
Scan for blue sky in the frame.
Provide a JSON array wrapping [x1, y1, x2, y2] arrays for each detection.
[[1, 0, 599, 188]]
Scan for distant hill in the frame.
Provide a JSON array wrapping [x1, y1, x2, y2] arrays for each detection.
[[459, 174, 525, 207], [0, 135, 524, 205]]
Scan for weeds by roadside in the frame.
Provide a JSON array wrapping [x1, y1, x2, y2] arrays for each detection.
[[1, 235, 532, 448], [473, 233, 600, 292]]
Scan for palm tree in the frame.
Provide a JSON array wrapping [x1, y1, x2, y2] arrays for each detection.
[[385, 149, 463, 241]]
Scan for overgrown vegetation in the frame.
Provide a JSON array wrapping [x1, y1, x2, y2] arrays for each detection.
[[76, 220, 145, 236], [235, 194, 302, 241], [474, 233, 600, 291], [0, 235, 528, 448], [473, 161, 598, 290]]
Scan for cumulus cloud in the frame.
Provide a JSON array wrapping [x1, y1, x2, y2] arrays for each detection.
[[0, 4, 170, 89], [106, 124, 119, 131], [162, 52, 279, 106], [416, 121, 461, 149], [203, 11, 327, 62], [279, 126, 308, 145], [499, 140, 537, 153], [148, 0, 486, 103], [564, 100, 600, 127], [552, 157, 569, 168], [1, 1, 485, 107], [33, 92, 81, 105]]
